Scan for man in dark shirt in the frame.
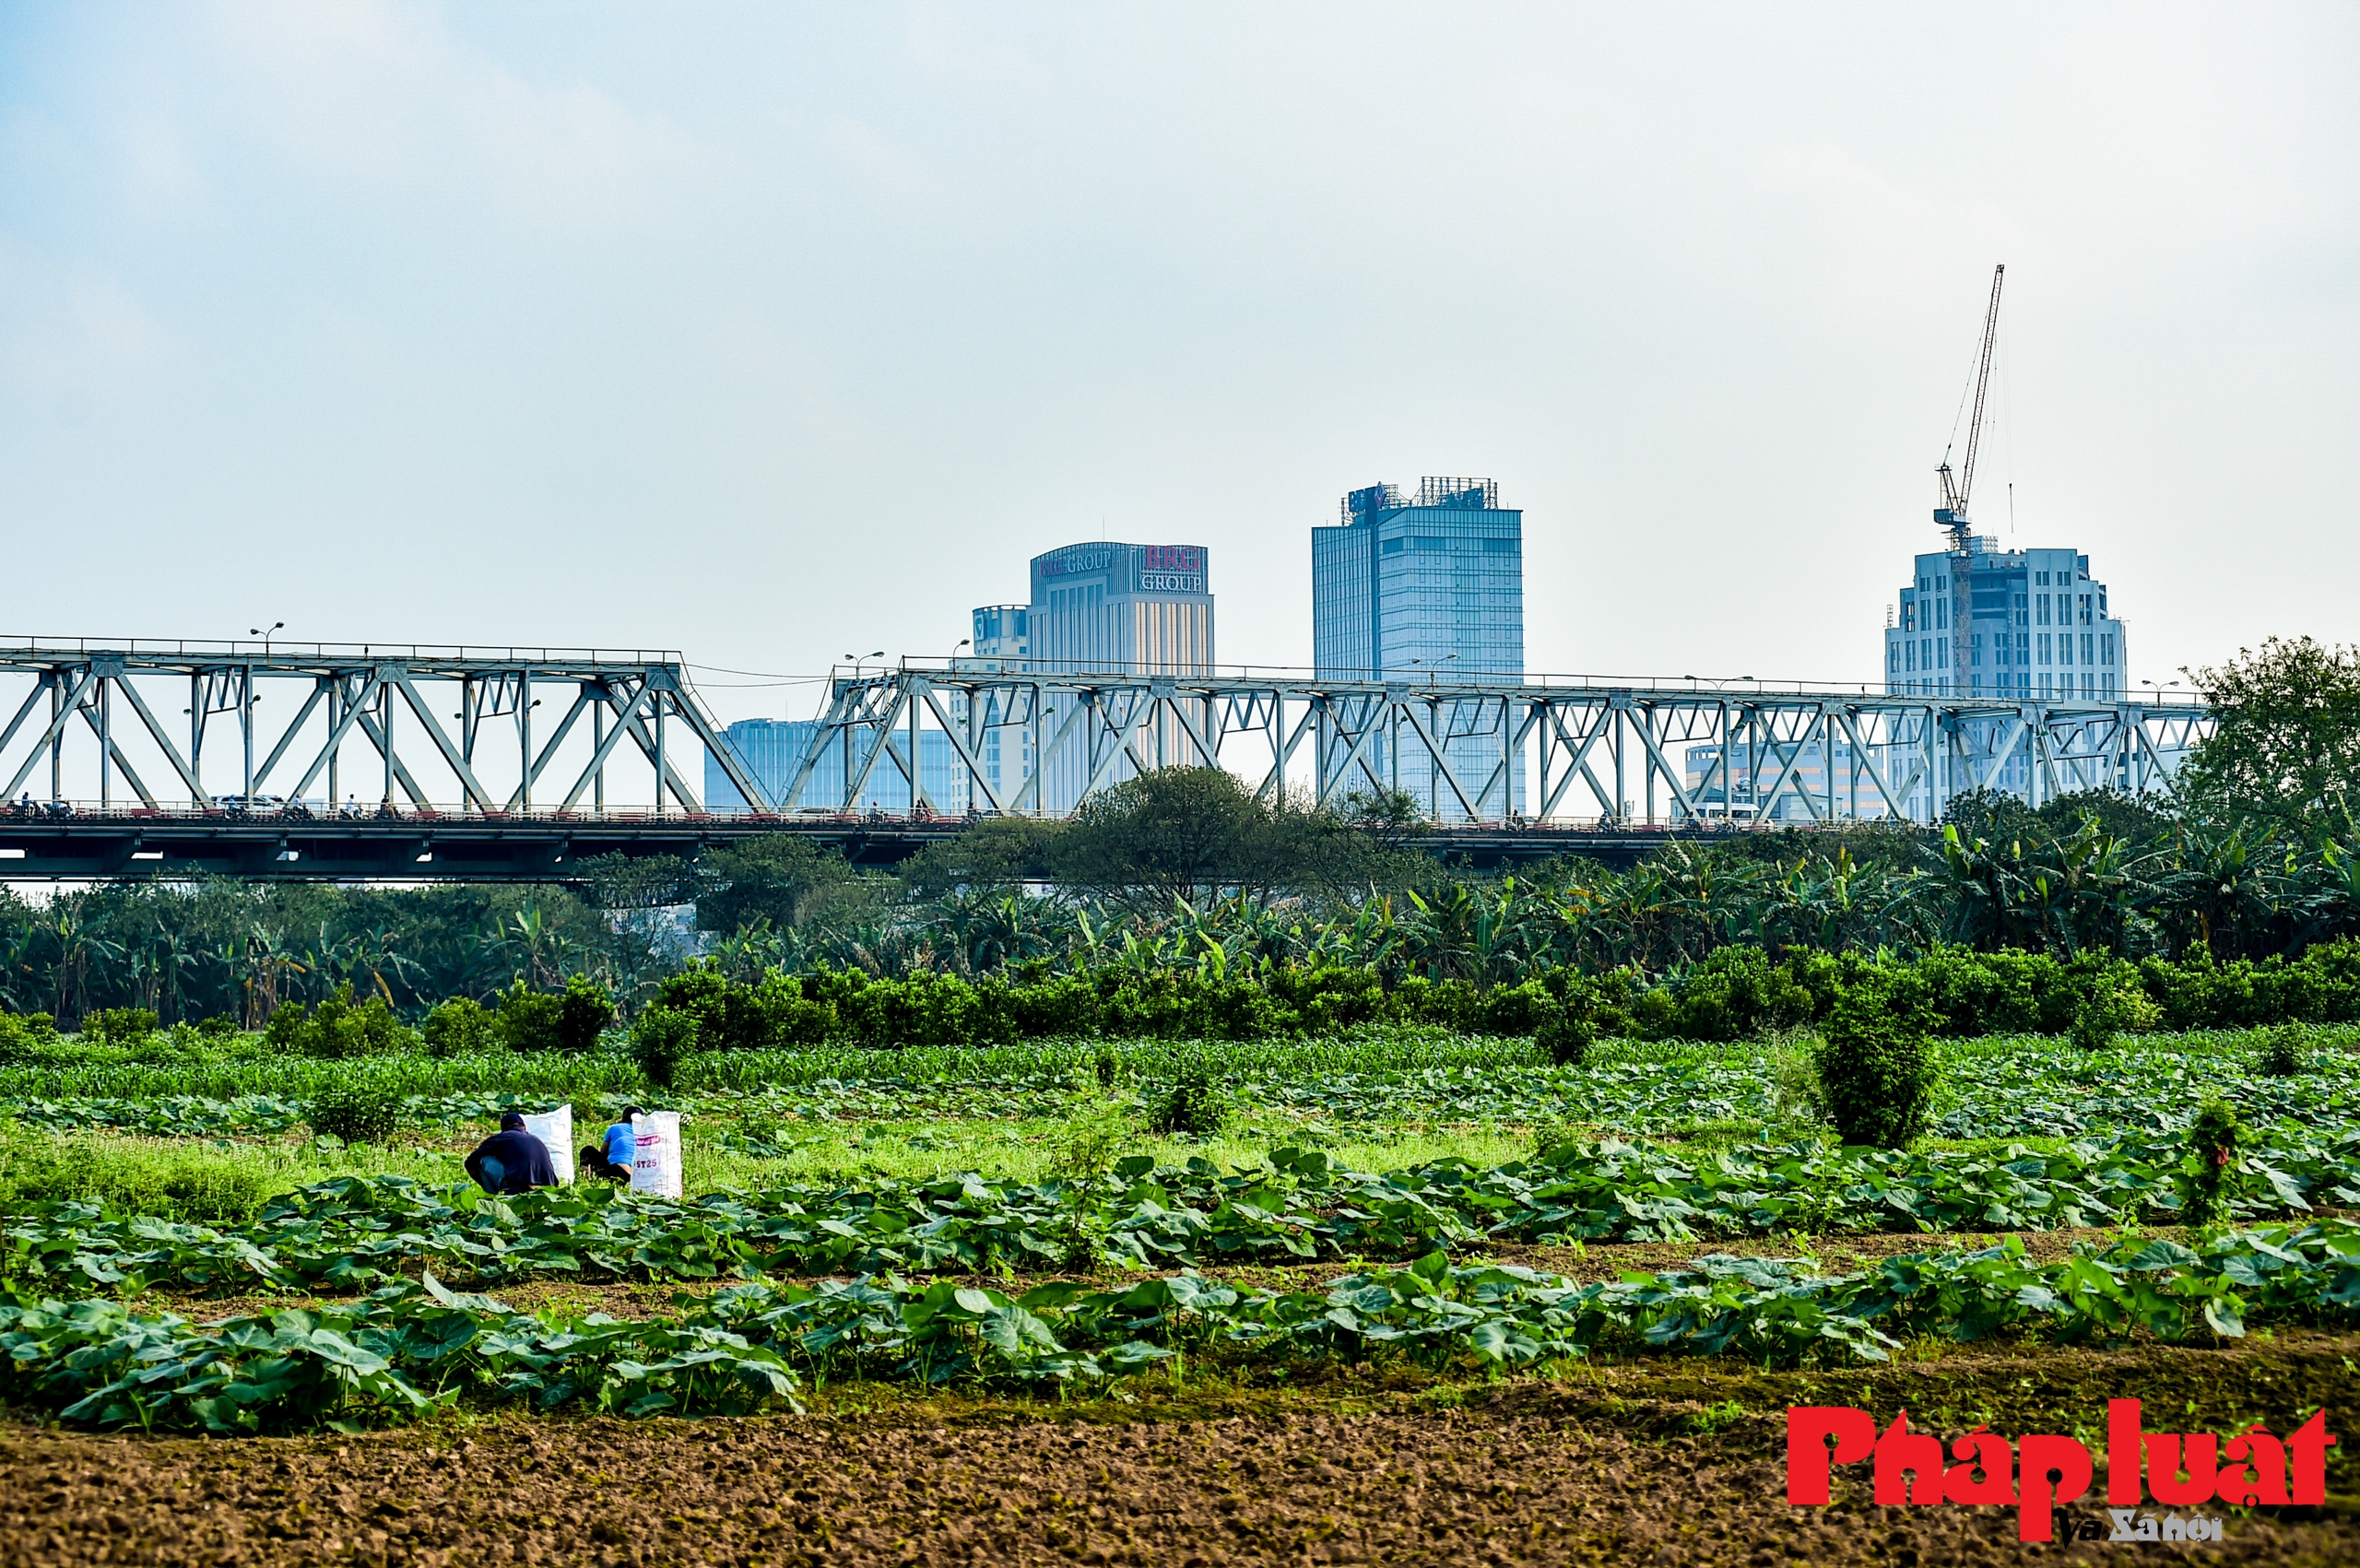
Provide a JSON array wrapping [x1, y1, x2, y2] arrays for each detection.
[[465, 1112, 558, 1196]]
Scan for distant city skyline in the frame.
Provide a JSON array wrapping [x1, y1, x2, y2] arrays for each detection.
[[4, 6, 2351, 727]]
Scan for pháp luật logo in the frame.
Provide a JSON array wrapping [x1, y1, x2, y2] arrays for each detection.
[[1787, 1399, 2335, 1543]]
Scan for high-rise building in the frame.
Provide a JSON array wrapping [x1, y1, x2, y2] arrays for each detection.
[[1878, 536, 2130, 813], [705, 717, 967, 815], [1018, 542, 1215, 809], [970, 605, 1030, 664], [1311, 477, 1525, 820], [962, 605, 1034, 799], [1025, 543, 1213, 676], [1312, 477, 1524, 683], [1884, 539, 2127, 703]]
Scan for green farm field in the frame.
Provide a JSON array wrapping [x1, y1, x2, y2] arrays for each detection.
[[5, 1022, 2360, 1564]]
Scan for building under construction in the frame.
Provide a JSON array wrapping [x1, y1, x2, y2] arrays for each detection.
[[1886, 543, 2126, 703]]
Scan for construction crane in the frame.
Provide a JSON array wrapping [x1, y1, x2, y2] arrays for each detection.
[[1934, 264, 2005, 553], [1921, 265, 2006, 700]]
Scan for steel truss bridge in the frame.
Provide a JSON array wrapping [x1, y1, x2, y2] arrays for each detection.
[[0, 639, 2212, 880]]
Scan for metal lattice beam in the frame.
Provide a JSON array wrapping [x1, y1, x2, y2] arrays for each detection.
[[0, 642, 2212, 834]]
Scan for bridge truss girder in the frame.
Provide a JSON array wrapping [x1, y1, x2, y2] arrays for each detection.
[[762, 669, 2212, 826], [0, 643, 767, 820], [0, 643, 2214, 834]]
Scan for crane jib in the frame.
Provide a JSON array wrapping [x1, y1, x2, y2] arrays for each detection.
[[1936, 263, 2006, 545]]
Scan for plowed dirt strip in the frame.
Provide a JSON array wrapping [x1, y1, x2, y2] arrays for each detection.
[[3, 1385, 2356, 1568]]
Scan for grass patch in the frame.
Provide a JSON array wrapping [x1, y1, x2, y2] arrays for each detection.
[[0, 1124, 460, 1223]]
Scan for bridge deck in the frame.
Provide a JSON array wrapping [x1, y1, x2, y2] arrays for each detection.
[[0, 805, 1755, 879]]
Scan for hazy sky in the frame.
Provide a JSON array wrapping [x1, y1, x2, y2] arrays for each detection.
[[4, 2, 2354, 725]]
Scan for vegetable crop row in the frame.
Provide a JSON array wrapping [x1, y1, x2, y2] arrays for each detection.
[[11, 1118, 2360, 1295], [6, 1032, 2352, 1144], [9, 1220, 2360, 1437]]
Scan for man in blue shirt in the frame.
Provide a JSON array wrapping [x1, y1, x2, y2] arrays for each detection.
[[583, 1105, 643, 1184], [465, 1113, 558, 1196]]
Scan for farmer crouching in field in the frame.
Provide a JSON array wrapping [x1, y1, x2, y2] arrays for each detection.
[[465, 1112, 558, 1196], [581, 1105, 643, 1184]]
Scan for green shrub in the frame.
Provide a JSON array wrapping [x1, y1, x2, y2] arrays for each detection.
[[1003, 973, 1101, 1039], [1202, 978, 1294, 1041], [587, 962, 835, 1055], [2181, 1098, 2246, 1225], [1410, 979, 1480, 1033], [1627, 984, 1680, 1041], [490, 984, 566, 1053], [81, 1007, 159, 1044], [823, 969, 987, 1048], [717, 972, 834, 1051], [195, 1014, 239, 1041], [1533, 969, 1641, 1065], [1915, 945, 2065, 1035], [1470, 980, 1557, 1038], [631, 1004, 701, 1089], [1534, 1006, 1596, 1067], [2069, 975, 2156, 1053], [421, 996, 493, 1057], [557, 975, 615, 1053], [1098, 973, 1201, 1041], [2068, 995, 2116, 1053], [261, 1001, 308, 1054], [1812, 973, 1941, 1149], [2257, 1025, 2305, 1078], [0, 1014, 28, 1064], [253, 986, 409, 1060], [1662, 948, 1814, 1042], [301, 985, 408, 1059], [1281, 966, 1388, 1033], [306, 1079, 401, 1146], [1148, 1056, 1229, 1137], [656, 964, 732, 1040]]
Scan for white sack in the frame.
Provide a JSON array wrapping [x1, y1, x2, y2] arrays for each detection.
[[522, 1104, 574, 1185], [629, 1110, 683, 1199]]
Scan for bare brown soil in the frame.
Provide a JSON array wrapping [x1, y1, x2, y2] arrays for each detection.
[[7, 1335, 2360, 1566]]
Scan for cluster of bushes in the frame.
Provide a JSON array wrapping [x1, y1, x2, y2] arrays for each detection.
[[0, 1008, 245, 1066], [419, 977, 615, 1058], [1548, 937, 2360, 1052], [0, 1010, 57, 1061], [596, 938, 2360, 1065], [261, 985, 414, 1059], [616, 960, 1570, 1081], [17, 933, 2360, 1069]]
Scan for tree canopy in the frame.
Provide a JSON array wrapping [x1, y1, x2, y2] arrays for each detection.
[[1048, 767, 1402, 908], [691, 834, 861, 934], [2180, 636, 2360, 838]]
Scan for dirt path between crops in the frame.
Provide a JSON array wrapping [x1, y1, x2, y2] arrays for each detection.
[[8, 1338, 2360, 1568]]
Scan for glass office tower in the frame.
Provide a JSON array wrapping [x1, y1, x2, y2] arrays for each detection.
[[1311, 477, 1525, 820], [704, 718, 967, 814]]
